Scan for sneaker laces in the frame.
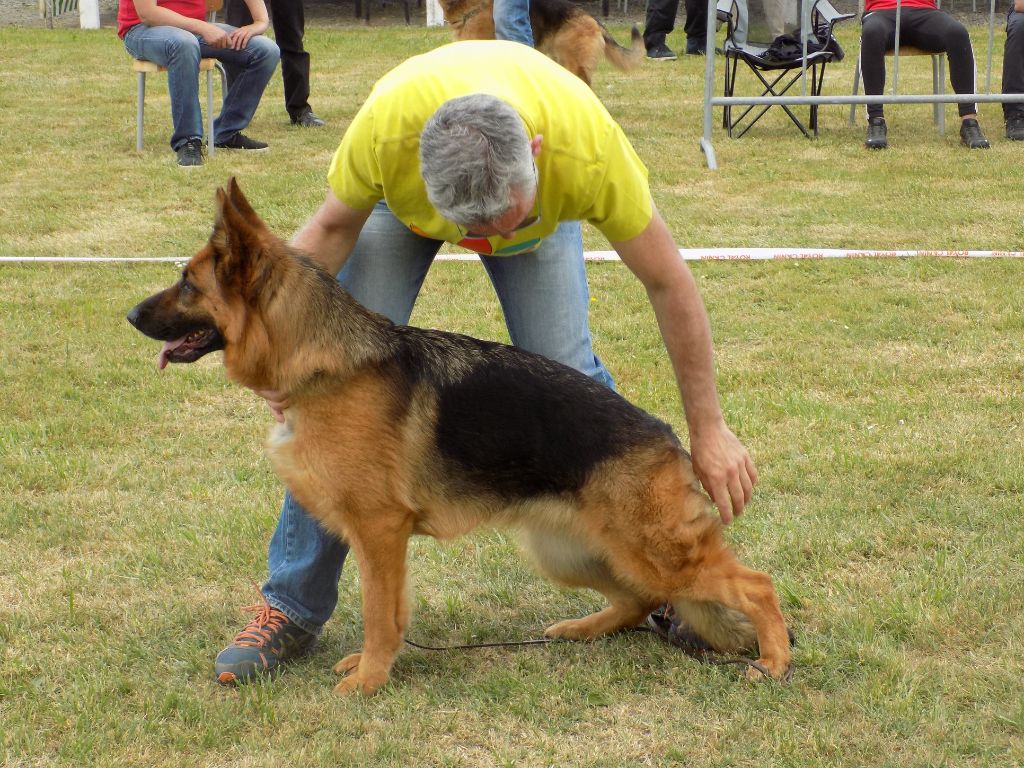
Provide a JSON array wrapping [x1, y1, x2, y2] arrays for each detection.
[[232, 585, 291, 649]]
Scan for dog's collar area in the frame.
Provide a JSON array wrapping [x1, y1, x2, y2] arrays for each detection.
[[455, 6, 483, 29]]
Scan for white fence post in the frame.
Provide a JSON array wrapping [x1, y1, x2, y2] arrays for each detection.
[[79, 0, 100, 29], [425, 0, 445, 27]]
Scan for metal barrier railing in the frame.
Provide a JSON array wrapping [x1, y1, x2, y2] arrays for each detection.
[[699, 0, 1022, 168]]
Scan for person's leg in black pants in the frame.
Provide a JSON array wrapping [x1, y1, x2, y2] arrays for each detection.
[[860, 9, 897, 123], [682, 0, 709, 55], [1002, 6, 1024, 137], [860, 8, 988, 148], [644, 0, 681, 59], [900, 8, 988, 147], [225, 0, 324, 126]]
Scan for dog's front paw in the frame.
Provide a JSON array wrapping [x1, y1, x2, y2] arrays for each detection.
[[333, 673, 378, 696], [331, 652, 390, 695], [332, 669, 389, 697]]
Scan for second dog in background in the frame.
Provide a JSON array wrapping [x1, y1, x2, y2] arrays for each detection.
[[439, 0, 643, 87]]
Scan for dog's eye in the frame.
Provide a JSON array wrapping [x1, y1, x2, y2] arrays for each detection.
[[180, 279, 195, 295]]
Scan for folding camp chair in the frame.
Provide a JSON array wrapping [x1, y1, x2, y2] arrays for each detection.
[[719, 0, 854, 138]]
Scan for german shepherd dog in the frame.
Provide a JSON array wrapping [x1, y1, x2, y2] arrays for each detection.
[[127, 180, 792, 695], [439, 0, 643, 87]]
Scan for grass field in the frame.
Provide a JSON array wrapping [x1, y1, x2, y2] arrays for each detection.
[[1, 15, 1023, 768]]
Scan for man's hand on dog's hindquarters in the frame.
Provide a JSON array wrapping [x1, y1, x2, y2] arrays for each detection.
[[254, 388, 291, 423], [690, 423, 758, 525]]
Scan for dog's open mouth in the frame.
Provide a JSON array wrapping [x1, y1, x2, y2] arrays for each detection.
[[158, 328, 223, 369]]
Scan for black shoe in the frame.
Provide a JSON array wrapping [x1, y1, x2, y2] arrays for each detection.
[[865, 116, 887, 150], [176, 137, 204, 167], [646, 44, 677, 61], [959, 118, 990, 149], [1006, 115, 1024, 141], [214, 132, 269, 151], [215, 597, 317, 684], [685, 38, 706, 56], [291, 108, 325, 128]]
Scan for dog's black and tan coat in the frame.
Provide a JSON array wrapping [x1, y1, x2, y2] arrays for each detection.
[[127, 180, 791, 695]]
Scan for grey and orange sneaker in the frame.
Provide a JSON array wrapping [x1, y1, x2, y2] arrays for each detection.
[[215, 596, 316, 685]]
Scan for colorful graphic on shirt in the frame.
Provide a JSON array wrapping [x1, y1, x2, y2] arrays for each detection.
[[408, 223, 499, 255], [494, 239, 541, 255], [456, 237, 493, 254]]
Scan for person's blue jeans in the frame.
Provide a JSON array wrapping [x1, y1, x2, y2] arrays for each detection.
[[262, 203, 614, 634], [122, 23, 280, 151], [493, 0, 534, 46]]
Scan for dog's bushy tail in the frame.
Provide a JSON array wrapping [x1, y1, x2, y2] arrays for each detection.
[[602, 24, 644, 72], [671, 599, 759, 653]]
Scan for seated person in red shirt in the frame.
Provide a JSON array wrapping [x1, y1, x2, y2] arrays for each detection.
[[118, 0, 280, 167]]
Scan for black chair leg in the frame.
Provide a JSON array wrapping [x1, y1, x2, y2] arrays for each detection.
[[727, 59, 830, 139]]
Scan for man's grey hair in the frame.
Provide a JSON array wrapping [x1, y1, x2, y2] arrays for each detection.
[[420, 94, 536, 229]]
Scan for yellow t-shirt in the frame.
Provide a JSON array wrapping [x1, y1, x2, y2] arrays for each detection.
[[326, 40, 652, 256]]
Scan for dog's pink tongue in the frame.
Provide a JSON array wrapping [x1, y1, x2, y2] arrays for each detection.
[[157, 337, 188, 370]]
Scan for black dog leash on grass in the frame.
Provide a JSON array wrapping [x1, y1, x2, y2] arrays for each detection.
[[404, 636, 560, 651], [404, 612, 794, 683]]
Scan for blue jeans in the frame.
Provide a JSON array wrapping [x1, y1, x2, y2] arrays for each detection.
[[493, 0, 534, 46], [262, 203, 614, 634], [123, 23, 279, 150]]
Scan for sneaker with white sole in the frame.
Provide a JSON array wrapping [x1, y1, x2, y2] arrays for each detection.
[[215, 595, 316, 684], [959, 118, 990, 149], [646, 44, 678, 61], [214, 132, 269, 151], [865, 116, 887, 150]]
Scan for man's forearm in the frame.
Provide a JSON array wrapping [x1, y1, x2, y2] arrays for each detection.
[[611, 211, 724, 433], [612, 206, 756, 522], [290, 192, 372, 276], [644, 273, 726, 437]]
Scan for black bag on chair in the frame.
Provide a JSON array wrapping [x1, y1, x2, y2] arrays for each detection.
[[762, 23, 844, 63]]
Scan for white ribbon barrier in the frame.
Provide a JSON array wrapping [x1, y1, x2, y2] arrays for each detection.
[[2, 249, 1022, 264]]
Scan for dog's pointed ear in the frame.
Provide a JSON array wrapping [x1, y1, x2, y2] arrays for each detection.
[[226, 176, 271, 234], [212, 182, 263, 260], [210, 181, 278, 302]]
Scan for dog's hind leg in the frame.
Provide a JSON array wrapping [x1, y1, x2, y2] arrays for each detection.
[[549, 24, 602, 88], [332, 515, 413, 696], [587, 453, 790, 678], [673, 550, 791, 680]]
